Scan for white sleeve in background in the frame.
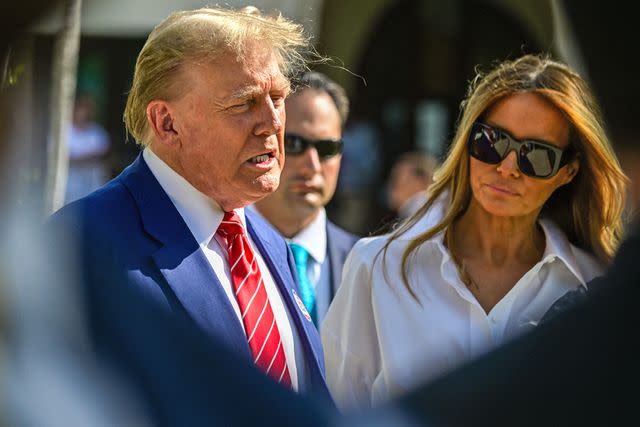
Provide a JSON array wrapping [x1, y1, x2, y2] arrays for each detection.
[[321, 238, 384, 410]]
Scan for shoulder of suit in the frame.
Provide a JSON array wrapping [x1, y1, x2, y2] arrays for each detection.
[[326, 219, 359, 246], [50, 176, 135, 232]]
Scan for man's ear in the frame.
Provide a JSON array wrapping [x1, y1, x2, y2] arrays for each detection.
[[146, 100, 179, 145]]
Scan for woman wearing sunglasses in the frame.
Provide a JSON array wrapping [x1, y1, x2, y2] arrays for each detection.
[[321, 54, 628, 409]]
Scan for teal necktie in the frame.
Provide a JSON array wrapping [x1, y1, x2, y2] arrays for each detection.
[[288, 242, 317, 325]]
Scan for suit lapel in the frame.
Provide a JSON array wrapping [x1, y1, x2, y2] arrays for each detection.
[[121, 154, 249, 357], [245, 211, 327, 378], [326, 227, 340, 299], [326, 221, 352, 298]]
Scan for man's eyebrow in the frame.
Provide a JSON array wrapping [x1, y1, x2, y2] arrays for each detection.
[[280, 82, 292, 96], [225, 85, 261, 102], [225, 81, 291, 102]]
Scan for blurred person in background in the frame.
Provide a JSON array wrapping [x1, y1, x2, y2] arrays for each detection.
[[49, 5, 332, 402], [252, 71, 359, 330], [387, 151, 439, 220], [322, 53, 628, 409], [65, 91, 112, 204]]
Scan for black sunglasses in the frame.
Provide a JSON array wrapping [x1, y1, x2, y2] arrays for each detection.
[[468, 122, 574, 179], [284, 133, 344, 160]]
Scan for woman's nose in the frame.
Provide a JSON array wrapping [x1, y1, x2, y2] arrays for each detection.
[[496, 150, 521, 177]]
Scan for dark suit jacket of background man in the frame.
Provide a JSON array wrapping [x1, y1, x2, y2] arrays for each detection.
[[317, 220, 359, 325], [48, 153, 332, 401]]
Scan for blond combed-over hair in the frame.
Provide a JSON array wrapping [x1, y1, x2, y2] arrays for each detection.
[[383, 54, 628, 301], [123, 6, 311, 146]]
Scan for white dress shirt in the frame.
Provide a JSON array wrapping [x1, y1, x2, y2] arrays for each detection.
[[144, 148, 308, 391], [321, 193, 604, 409]]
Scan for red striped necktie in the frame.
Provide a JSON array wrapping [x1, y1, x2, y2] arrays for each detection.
[[216, 211, 292, 388]]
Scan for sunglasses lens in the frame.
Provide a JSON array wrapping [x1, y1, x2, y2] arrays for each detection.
[[284, 134, 306, 154], [284, 134, 343, 159], [315, 140, 343, 159], [469, 126, 507, 164], [519, 143, 556, 177]]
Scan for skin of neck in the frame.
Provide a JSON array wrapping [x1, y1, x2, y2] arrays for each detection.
[[452, 199, 545, 266], [254, 202, 320, 239], [148, 143, 250, 211]]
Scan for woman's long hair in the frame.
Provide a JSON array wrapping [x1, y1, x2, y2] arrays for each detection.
[[382, 54, 628, 301]]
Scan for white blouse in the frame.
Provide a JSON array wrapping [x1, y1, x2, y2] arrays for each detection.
[[321, 196, 604, 410]]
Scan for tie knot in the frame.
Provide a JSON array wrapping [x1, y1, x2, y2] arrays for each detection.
[[217, 211, 245, 237], [288, 242, 309, 265]]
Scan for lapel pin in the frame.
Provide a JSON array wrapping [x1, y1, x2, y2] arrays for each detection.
[[292, 289, 312, 322]]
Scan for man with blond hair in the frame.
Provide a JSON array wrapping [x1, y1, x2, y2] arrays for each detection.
[[49, 6, 331, 400]]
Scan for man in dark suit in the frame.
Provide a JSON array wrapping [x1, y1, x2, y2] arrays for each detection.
[[253, 71, 359, 330], [48, 6, 330, 401]]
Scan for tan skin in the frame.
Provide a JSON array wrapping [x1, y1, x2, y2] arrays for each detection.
[[450, 92, 580, 313], [145, 44, 290, 211], [254, 88, 342, 237]]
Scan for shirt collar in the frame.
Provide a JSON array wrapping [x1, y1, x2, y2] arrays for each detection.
[[538, 218, 588, 288], [247, 204, 327, 263], [290, 209, 327, 263], [143, 148, 246, 246]]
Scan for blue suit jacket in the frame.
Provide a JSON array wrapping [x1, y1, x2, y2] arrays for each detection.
[[326, 220, 359, 298], [315, 221, 359, 325], [50, 154, 331, 401]]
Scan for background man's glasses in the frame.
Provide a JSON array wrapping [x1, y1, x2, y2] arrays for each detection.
[[284, 133, 343, 160], [468, 122, 574, 179]]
